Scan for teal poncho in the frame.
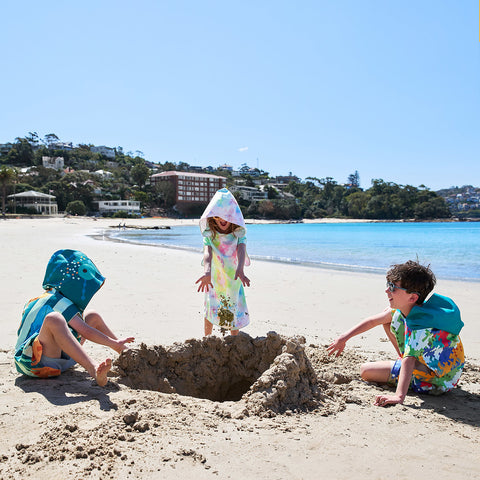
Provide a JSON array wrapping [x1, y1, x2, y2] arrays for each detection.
[[15, 249, 105, 377], [406, 293, 463, 335]]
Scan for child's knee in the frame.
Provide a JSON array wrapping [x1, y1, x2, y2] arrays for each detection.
[[360, 362, 371, 381], [360, 360, 393, 384], [43, 312, 67, 329], [84, 310, 102, 326]]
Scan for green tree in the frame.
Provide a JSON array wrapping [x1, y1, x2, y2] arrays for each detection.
[[347, 171, 360, 187], [414, 196, 450, 219], [133, 190, 148, 204], [154, 181, 176, 208], [66, 200, 87, 216], [131, 163, 150, 188], [7, 138, 34, 166], [25, 131, 41, 148], [345, 191, 369, 218], [0, 166, 16, 214], [266, 186, 279, 199], [44, 133, 60, 147], [257, 200, 276, 218], [44, 180, 70, 211]]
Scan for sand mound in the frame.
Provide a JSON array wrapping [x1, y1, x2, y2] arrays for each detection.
[[114, 332, 324, 416]]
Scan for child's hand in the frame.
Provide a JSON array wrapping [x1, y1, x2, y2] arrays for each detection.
[[327, 337, 346, 357], [374, 393, 404, 407], [196, 273, 213, 292], [234, 269, 250, 287], [114, 337, 135, 353]]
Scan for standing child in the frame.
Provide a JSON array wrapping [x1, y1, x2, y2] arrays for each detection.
[[327, 260, 464, 406], [196, 188, 251, 336], [15, 249, 134, 386]]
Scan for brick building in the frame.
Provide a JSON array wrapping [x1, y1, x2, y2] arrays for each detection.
[[150, 171, 227, 211]]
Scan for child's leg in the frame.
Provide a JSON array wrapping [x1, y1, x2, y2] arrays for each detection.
[[360, 360, 394, 383], [204, 318, 213, 336], [37, 312, 112, 386], [82, 310, 134, 353], [83, 310, 118, 340]]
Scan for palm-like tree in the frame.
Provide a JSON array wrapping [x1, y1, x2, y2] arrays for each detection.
[[0, 166, 16, 215]]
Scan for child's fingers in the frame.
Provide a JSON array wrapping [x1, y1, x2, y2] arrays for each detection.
[[197, 281, 212, 292]]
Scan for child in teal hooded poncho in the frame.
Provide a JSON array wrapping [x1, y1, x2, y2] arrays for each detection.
[[15, 249, 134, 386]]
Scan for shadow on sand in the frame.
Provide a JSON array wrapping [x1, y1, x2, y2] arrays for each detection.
[[14, 368, 119, 412]]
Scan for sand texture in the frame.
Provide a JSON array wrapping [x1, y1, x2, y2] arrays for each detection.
[[0, 217, 479, 479]]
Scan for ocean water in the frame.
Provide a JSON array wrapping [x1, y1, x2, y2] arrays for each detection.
[[108, 222, 480, 281]]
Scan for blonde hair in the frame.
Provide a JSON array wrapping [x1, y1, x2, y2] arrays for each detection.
[[207, 217, 239, 239]]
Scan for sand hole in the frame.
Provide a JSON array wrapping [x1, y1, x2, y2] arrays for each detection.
[[114, 332, 321, 415]]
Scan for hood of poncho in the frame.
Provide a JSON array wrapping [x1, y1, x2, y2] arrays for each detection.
[[200, 188, 246, 238], [42, 249, 105, 312], [406, 293, 463, 335]]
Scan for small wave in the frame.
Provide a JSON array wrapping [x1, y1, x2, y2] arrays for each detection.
[[96, 225, 480, 282]]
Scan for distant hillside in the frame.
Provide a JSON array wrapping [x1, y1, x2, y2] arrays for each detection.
[[436, 185, 480, 218]]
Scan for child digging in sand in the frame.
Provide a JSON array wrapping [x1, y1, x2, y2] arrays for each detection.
[[196, 188, 251, 336], [14, 249, 134, 386], [328, 260, 464, 406]]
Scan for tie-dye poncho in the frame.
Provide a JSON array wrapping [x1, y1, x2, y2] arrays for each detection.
[[14, 249, 105, 378], [200, 188, 250, 330], [390, 293, 464, 394]]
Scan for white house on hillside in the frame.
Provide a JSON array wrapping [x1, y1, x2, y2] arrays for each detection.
[[230, 185, 267, 202], [42, 156, 65, 170], [94, 169, 114, 178], [8, 190, 58, 215], [91, 146, 116, 158]]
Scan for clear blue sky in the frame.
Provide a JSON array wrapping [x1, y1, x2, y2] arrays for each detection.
[[1, 1, 479, 190]]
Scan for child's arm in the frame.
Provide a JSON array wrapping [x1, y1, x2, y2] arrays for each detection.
[[234, 242, 250, 287], [374, 356, 416, 406], [69, 315, 132, 353], [327, 307, 392, 357], [383, 322, 402, 357], [196, 245, 213, 292]]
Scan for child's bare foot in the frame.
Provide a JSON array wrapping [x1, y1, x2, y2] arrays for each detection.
[[95, 358, 112, 386]]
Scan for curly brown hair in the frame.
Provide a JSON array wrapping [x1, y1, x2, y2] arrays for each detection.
[[207, 217, 239, 239], [386, 260, 436, 305]]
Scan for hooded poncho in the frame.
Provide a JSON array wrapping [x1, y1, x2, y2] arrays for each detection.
[[14, 249, 105, 378], [390, 293, 464, 394], [200, 188, 250, 330]]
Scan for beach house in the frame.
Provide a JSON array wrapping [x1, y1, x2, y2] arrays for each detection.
[[7, 190, 58, 215]]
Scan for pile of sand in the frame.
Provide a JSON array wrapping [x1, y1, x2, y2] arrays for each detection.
[[114, 332, 328, 417]]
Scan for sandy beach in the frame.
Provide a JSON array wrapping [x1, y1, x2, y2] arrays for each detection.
[[0, 217, 479, 479]]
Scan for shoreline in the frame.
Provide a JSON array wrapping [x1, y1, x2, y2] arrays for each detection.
[[3, 213, 480, 224], [99, 220, 480, 284]]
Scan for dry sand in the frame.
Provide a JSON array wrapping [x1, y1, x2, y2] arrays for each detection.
[[0, 217, 479, 479]]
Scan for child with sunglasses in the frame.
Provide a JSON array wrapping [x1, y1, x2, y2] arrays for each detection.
[[327, 260, 464, 406], [196, 188, 250, 336]]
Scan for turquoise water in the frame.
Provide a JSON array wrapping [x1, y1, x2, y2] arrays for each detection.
[[108, 222, 480, 281]]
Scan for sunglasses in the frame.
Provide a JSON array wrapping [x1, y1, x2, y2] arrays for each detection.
[[386, 282, 419, 295]]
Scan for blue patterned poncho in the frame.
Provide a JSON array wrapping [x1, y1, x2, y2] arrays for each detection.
[[14, 249, 105, 378]]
